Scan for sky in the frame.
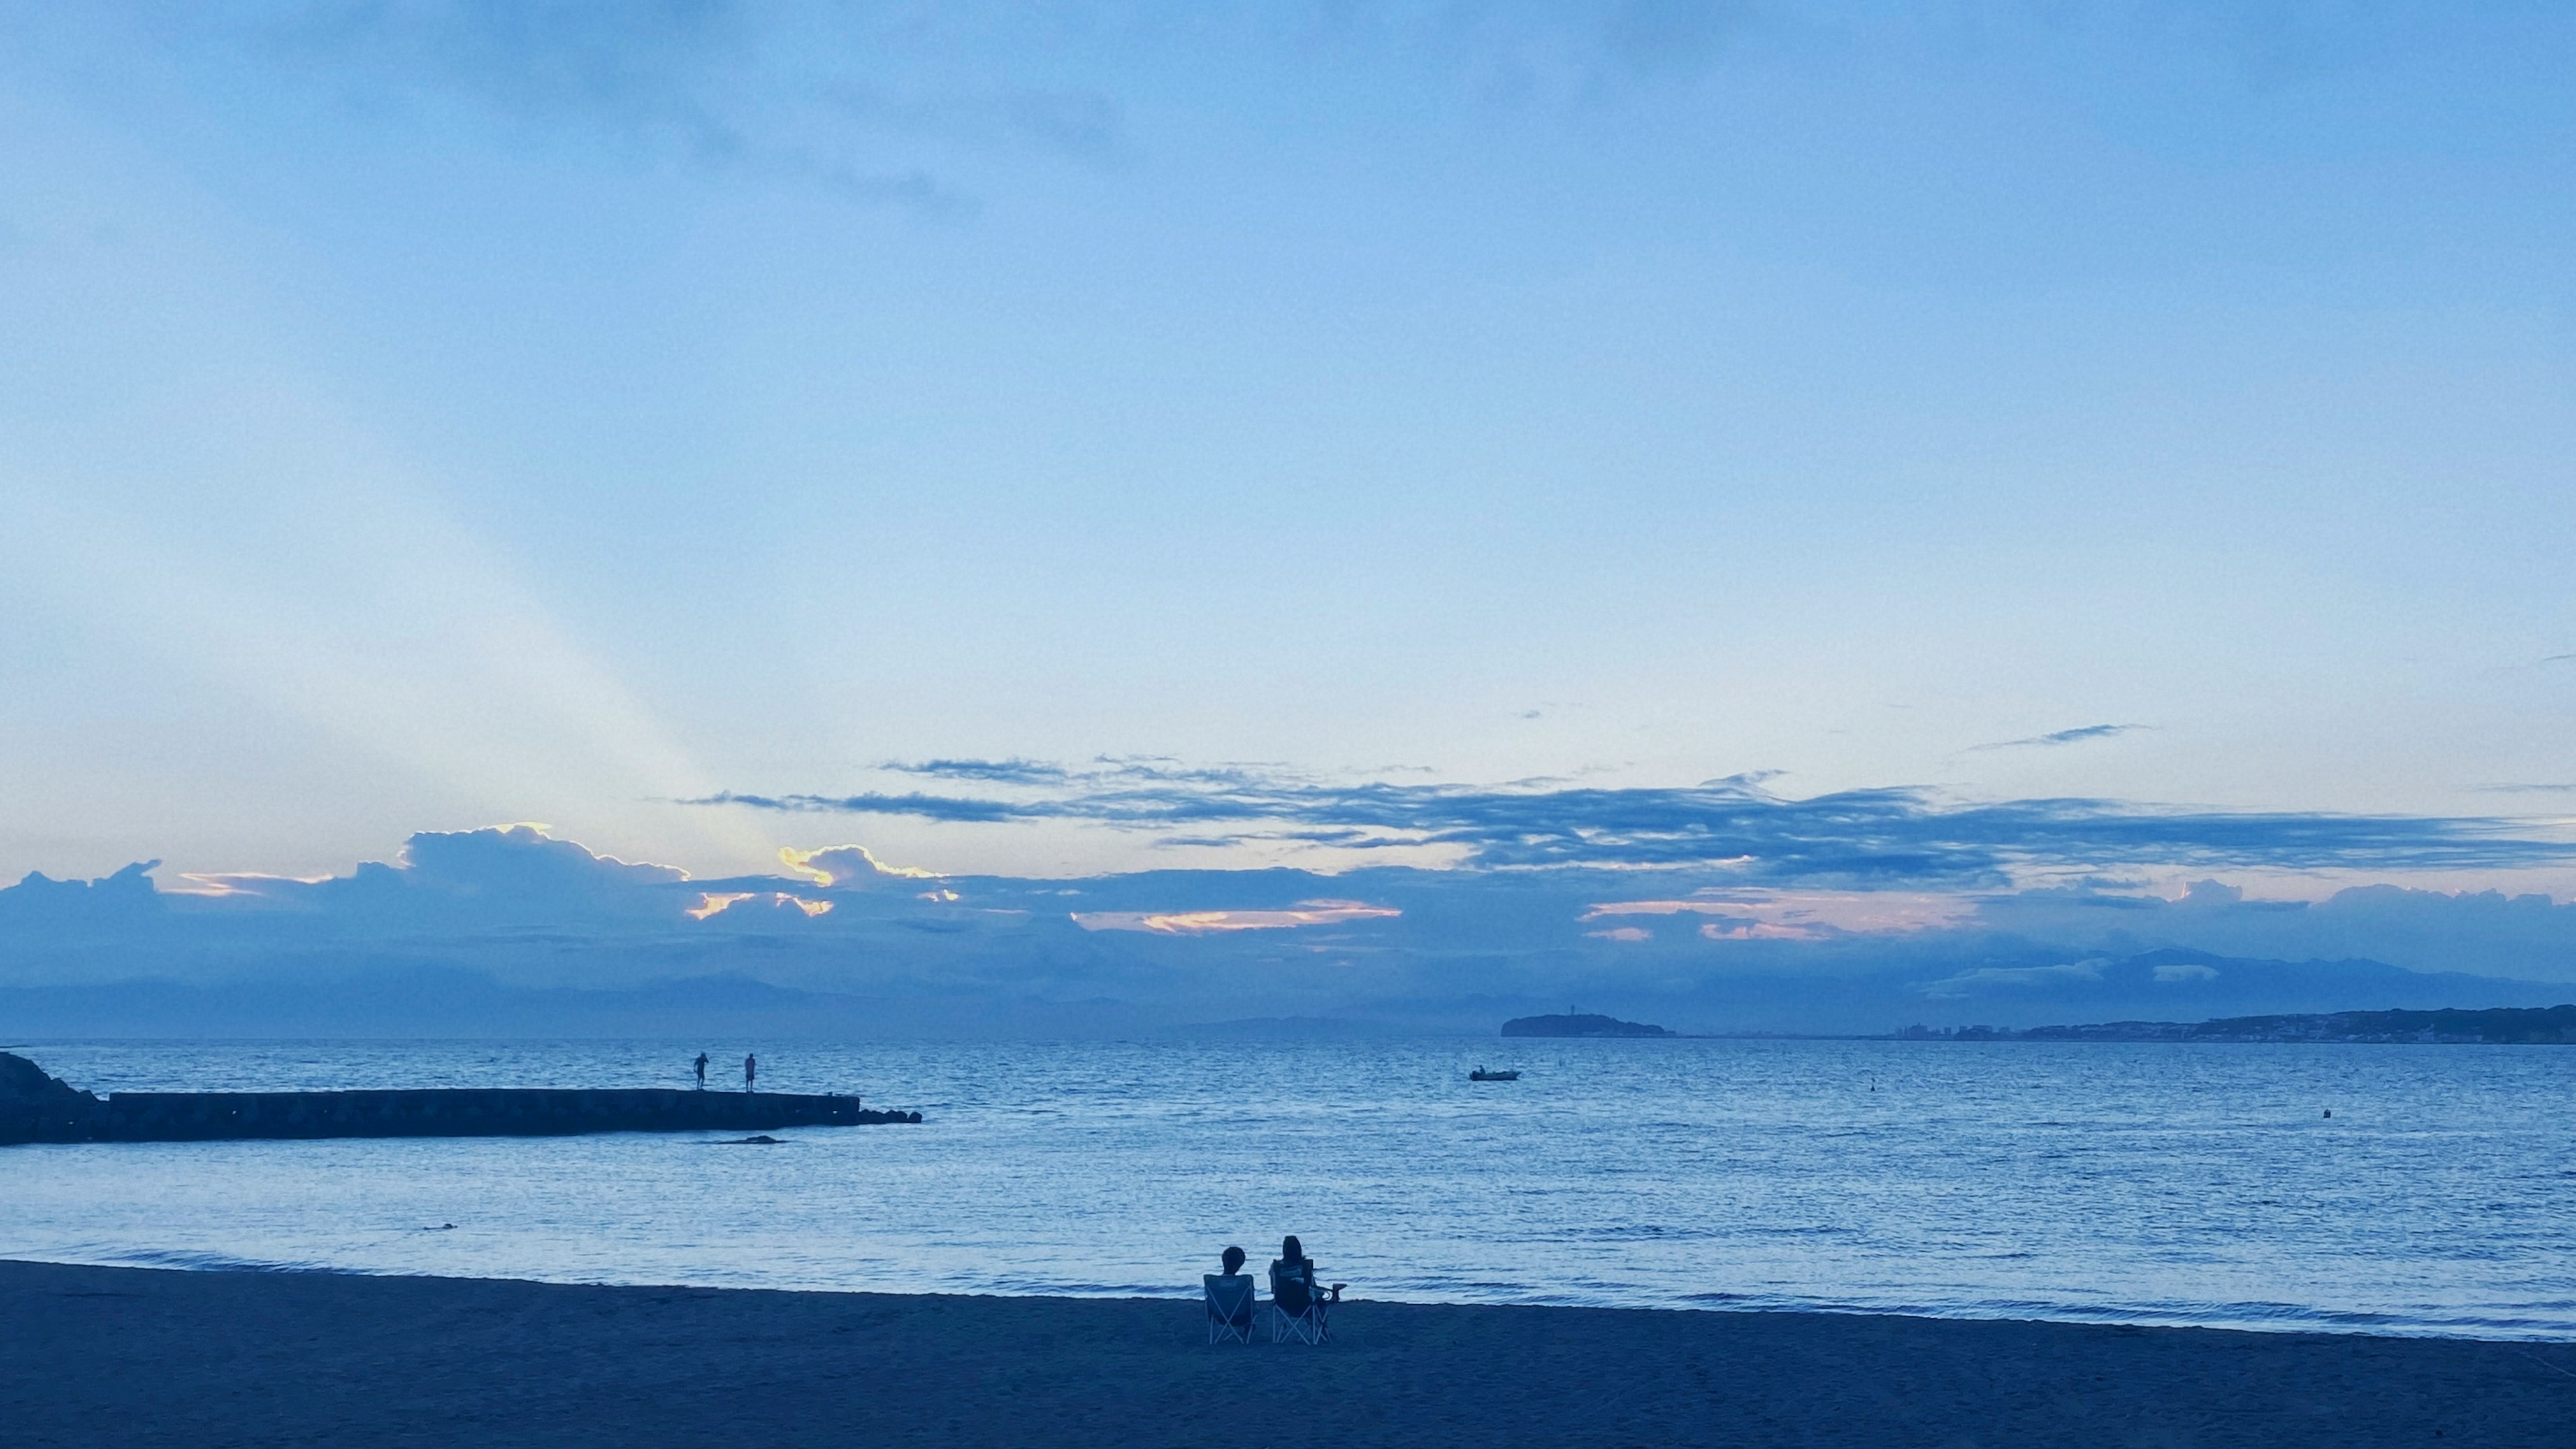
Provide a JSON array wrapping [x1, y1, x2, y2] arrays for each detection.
[[3, 2, 2573, 914]]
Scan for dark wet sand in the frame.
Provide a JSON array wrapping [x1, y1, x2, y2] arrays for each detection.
[[4, 1259, 2569, 1447]]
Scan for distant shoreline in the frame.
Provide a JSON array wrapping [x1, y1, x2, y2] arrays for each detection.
[[1888, 1004, 2576, 1044], [1501, 1004, 2576, 1044]]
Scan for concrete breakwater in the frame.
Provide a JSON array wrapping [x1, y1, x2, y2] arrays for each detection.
[[0, 1052, 918, 1145]]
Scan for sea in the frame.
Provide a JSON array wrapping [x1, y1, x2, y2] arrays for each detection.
[[6, 1036, 2573, 1340]]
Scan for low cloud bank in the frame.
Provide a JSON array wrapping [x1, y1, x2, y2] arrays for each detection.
[[4, 811, 2575, 1036]]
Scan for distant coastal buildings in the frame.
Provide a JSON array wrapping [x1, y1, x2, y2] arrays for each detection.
[[1896, 1004, 2576, 1044]]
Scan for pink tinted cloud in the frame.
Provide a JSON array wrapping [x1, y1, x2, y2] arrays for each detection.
[[1583, 889, 1973, 941], [1072, 899, 1400, 934], [689, 892, 835, 920]]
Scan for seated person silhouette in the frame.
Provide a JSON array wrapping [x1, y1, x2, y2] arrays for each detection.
[[1269, 1234, 1342, 1317], [1203, 1244, 1256, 1340]]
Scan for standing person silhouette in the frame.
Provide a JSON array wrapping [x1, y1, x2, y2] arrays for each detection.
[[693, 1053, 708, 1089], [743, 1053, 757, 1093]]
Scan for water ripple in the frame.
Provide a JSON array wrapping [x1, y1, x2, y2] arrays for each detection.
[[4, 1036, 2573, 1340]]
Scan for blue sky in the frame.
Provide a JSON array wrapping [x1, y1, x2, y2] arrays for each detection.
[[2, 2, 2571, 902]]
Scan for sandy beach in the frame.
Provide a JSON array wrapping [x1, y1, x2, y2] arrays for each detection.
[[4, 1260, 2569, 1447]]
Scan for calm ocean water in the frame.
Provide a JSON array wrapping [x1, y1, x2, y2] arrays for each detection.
[[5, 1037, 2572, 1340]]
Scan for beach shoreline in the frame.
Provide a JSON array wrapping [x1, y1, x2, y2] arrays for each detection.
[[5, 1258, 2569, 1447]]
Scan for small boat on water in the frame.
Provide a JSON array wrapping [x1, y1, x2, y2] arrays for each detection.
[[1468, 1067, 1521, 1081]]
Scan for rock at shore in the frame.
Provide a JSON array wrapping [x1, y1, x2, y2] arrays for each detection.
[[0, 1052, 105, 1142], [1500, 1013, 1673, 1038]]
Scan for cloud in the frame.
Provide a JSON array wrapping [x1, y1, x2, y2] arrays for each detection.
[[1970, 723, 2149, 751], [819, 164, 977, 216], [1585, 890, 1974, 938], [0, 861, 162, 923], [1390, 0, 1762, 107], [209, 1, 999, 216], [883, 757, 1074, 786], [1917, 959, 2108, 999], [396, 822, 686, 891], [1980, 881, 2576, 983], [688, 891, 831, 920], [10, 824, 2576, 1038], [262, 0, 757, 150], [1698, 920, 1817, 941], [1598, 0, 1754, 80], [692, 762, 2576, 885], [1071, 900, 1401, 935], [775, 843, 941, 887], [685, 890, 755, 920], [828, 84, 1130, 164]]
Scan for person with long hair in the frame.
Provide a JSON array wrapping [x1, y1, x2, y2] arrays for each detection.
[[1269, 1234, 1337, 1322]]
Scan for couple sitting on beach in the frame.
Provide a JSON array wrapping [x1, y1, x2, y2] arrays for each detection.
[[1205, 1236, 1342, 1344]]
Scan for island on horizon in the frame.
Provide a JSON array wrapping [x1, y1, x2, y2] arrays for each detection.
[[1501, 1012, 1674, 1038]]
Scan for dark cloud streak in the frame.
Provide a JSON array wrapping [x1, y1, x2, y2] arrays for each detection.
[[693, 764, 2576, 885], [1970, 723, 2149, 751]]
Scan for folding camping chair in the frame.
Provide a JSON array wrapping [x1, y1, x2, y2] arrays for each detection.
[[1204, 1273, 1257, 1344], [1269, 1261, 1330, 1344]]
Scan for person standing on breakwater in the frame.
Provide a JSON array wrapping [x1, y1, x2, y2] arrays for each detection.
[[693, 1053, 708, 1089], [743, 1053, 757, 1093]]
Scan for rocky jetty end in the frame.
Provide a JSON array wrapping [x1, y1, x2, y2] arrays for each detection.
[[0, 1052, 918, 1146]]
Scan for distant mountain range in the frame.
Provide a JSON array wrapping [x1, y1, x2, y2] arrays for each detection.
[[3, 944, 2569, 1040], [1904, 1004, 2576, 1044], [5, 835, 2574, 1038]]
